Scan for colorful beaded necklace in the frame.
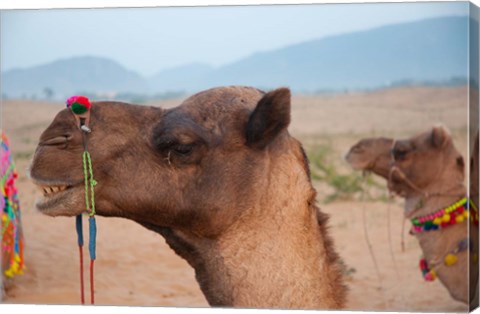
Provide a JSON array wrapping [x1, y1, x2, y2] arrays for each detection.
[[412, 197, 478, 282], [419, 238, 473, 282], [409, 197, 476, 234]]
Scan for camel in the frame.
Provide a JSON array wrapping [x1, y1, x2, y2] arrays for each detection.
[[29, 86, 346, 309], [345, 126, 478, 305]]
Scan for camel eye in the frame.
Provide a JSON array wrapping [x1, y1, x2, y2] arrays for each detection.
[[392, 148, 408, 161], [172, 144, 193, 156]]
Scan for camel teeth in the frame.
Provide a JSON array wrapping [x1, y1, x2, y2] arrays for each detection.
[[40, 185, 68, 196]]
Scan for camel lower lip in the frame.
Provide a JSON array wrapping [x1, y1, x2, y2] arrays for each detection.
[[36, 187, 69, 208], [350, 164, 363, 170]]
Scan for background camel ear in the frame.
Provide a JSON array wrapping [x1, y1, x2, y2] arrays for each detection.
[[431, 125, 451, 148], [246, 88, 291, 149], [457, 155, 465, 172]]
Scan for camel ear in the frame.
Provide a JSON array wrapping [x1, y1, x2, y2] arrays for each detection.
[[457, 155, 465, 172], [431, 126, 450, 148], [246, 88, 291, 149]]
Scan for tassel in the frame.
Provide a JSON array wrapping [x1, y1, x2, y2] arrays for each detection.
[[89, 216, 97, 305], [75, 215, 85, 304], [88, 216, 97, 261]]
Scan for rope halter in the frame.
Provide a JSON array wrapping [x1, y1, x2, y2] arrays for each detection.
[[66, 95, 97, 305]]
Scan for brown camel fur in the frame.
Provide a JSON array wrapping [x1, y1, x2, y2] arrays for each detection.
[[345, 127, 477, 305], [29, 86, 346, 309]]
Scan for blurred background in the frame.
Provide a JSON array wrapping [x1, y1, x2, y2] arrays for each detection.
[[0, 2, 474, 101]]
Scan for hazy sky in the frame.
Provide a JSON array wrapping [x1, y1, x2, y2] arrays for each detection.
[[1, 2, 468, 76]]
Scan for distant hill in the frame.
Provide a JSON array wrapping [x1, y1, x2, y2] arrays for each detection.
[[1, 16, 472, 99], [2, 56, 148, 99], [198, 16, 469, 92]]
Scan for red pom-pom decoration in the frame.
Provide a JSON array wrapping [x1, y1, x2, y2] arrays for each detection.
[[419, 258, 428, 270], [424, 272, 435, 281], [66, 95, 91, 115]]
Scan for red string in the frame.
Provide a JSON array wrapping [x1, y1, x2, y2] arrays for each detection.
[[78, 245, 85, 305], [90, 259, 95, 305]]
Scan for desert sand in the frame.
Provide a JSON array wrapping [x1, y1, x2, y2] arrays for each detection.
[[0, 86, 472, 311]]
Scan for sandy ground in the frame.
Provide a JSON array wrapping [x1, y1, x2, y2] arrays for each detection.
[[0, 86, 472, 311]]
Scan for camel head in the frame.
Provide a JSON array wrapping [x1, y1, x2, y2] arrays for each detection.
[[389, 126, 465, 197], [345, 137, 394, 179], [29, 86, 297, 237]]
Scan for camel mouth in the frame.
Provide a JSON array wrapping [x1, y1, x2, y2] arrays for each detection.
[[348, 162, 364, 170], [344, 155, 366, 170], [33, 181, 84, 216]]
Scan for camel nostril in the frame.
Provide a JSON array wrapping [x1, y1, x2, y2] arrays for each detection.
[[41, 135, 71, 146], [344, 151, 354, 162], [351, 146, 363, 153]]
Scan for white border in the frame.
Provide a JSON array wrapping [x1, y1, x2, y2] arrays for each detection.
[[1, 1, 478, 314], [0, 0, 479, 10]]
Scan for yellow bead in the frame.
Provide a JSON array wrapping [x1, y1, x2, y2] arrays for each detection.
[[430, 269, 437, 280], [456, 215, 465, 223], [433, 217, 443, 225], [444, 254, 458, 266], [464, 211, 470, 218], [5, 269, 13, 278], [443, 214, 451, 222]]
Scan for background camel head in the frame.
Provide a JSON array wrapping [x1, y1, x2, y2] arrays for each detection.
[[389, 125, 465, 196], [345, 137, 394, 179], [29, 86, 296, 237]]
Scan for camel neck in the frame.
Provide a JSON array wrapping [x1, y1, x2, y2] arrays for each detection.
[[195, 201, 343, 309], [197, 150, 344, 308], [406, 188, 471, 304], [160, 184, 344, 309]]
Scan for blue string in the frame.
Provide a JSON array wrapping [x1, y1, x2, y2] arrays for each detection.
[[88, 216, 97, 260]]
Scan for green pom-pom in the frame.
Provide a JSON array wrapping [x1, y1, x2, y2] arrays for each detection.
[[71, 102, 88, 114]]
